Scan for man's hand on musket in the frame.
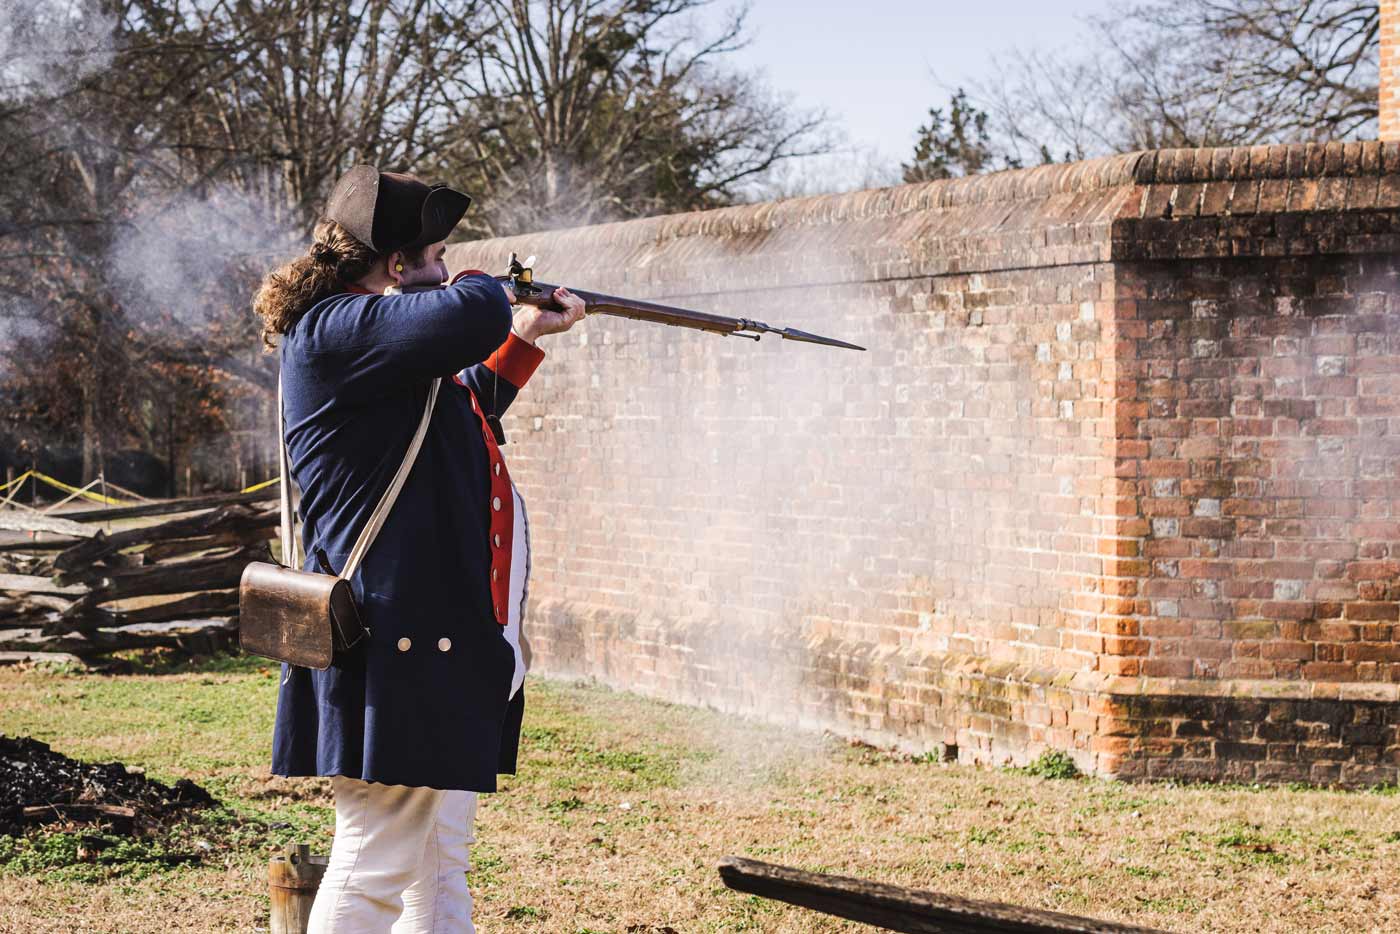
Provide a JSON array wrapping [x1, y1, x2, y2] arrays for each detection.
[[511, 286, 586, 345]]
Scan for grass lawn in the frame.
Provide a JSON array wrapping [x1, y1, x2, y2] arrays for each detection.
[[1, 654, 1399, 933]]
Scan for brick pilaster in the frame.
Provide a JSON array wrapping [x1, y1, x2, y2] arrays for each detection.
[[1383, 0, 1400, 140]]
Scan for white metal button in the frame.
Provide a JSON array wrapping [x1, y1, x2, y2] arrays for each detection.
[[438, 638, 451, 652], [491, 567, 498, 582], [396, 637, 411, 652], [494, 462, 501, 476], [493, 533, 501, 548], [492, 496, 501, 511]]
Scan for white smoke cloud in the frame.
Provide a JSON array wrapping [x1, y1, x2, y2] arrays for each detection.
[[107, 185, 301, 330], [0, 0, 117, 97]]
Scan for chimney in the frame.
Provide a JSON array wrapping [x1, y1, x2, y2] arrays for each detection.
[[1384, 0, 1400, 139]]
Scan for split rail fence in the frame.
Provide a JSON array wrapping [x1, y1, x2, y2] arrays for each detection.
[[0, 479, 279, 666]]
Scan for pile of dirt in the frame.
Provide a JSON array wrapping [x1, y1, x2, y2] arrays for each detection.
[[0, 734, 215, 836]]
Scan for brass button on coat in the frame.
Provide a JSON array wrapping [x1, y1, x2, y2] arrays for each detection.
[[493, 533, 502, 548], [438, 638, 452, 652], [492, 496, 502, 511], [396, 637, 411, 652]]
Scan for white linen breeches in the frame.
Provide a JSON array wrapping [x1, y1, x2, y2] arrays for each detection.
[[305, 485, 531, 933], [306, 776, 477, 934]]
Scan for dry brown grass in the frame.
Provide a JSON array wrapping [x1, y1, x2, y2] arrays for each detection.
[[1, 657, 1399, 932]]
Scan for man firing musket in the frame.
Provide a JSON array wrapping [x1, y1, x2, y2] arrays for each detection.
[[245, 163, 860, 933]]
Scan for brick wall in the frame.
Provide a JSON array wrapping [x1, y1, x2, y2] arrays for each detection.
[[1112, 253, 1400, 683], [448, 143, 1400, 784]]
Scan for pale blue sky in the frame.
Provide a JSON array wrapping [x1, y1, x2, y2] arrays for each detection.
[[706, 0, 1118, 185]]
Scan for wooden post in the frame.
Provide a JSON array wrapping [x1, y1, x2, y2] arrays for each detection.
[[268, 842, 328, 934]]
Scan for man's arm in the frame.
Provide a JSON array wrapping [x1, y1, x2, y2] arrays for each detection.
[[451, 269, 586, 415], [455, 330, 546, 417], [298, 274, 512, 393]]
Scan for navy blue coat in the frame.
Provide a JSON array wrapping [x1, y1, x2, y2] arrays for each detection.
[[269, 274, 545, 792]]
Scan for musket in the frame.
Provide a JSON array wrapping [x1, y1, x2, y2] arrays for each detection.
[[496, 254, 864, 352]]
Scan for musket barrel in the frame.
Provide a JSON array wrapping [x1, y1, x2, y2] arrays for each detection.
[[494, 272, 863, 350], [520, 283, 742, 336]]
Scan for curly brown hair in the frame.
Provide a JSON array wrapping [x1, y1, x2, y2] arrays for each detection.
[[253, 219, 422, 351]]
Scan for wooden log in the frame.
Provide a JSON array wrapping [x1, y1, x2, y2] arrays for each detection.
[[0, 512, 97, 539], [0, 593, 72, 615], [0, 593, 76, 629], [26, 594, 74, 613], [38, 606, 119, 635], [141, 527, 276, 563], [22, 803, 135, 823], [118, 590, 240, 625], [59, 489, 277, 523], [44, 590, 240, 634], [0, 650, 86, 667], [0, 537, 73, 553], [0, 573, 88, 596], [0, 618, 237, 655], [53, 503, 277, 572], [716, 858, 1171, 934], [59, 545, 270, 602]]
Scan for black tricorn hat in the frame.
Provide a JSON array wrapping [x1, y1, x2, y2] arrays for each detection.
[[324, 165, 472, 254]]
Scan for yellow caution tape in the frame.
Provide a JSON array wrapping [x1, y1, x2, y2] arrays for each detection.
[[241, 476, 280, 493], [0, 469, 34, 493], [30, 470, 133, 505]]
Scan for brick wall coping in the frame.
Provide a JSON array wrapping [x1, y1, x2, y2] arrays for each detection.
[[463, 142, 1394, 251], [450, 141, 1400, 291]]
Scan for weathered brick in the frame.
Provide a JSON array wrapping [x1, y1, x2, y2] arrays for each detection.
[[445, 140, 1400, 788]]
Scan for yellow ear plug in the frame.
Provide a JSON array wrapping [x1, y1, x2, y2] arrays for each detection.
[[395, 263, 404, 272]]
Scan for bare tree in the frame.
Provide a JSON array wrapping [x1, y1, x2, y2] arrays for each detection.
[[184, 0, 494, 227], [435, 0, 830, 236], [0, 0, 243, 480], [967, 0, 1377, 163], [0, 0, 830, 491]]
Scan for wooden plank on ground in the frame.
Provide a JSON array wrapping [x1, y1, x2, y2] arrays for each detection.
[[717, 857, 1171, 934]]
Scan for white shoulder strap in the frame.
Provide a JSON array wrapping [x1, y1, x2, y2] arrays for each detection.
[[278, 373, 440, 581], [277, 373, 301, 570]]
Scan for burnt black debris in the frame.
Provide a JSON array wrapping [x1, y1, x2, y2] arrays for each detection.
[[0, 734, 215, 836]]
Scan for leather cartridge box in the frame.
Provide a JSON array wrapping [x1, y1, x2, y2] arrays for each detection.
[[238, 560, 365, 670]]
